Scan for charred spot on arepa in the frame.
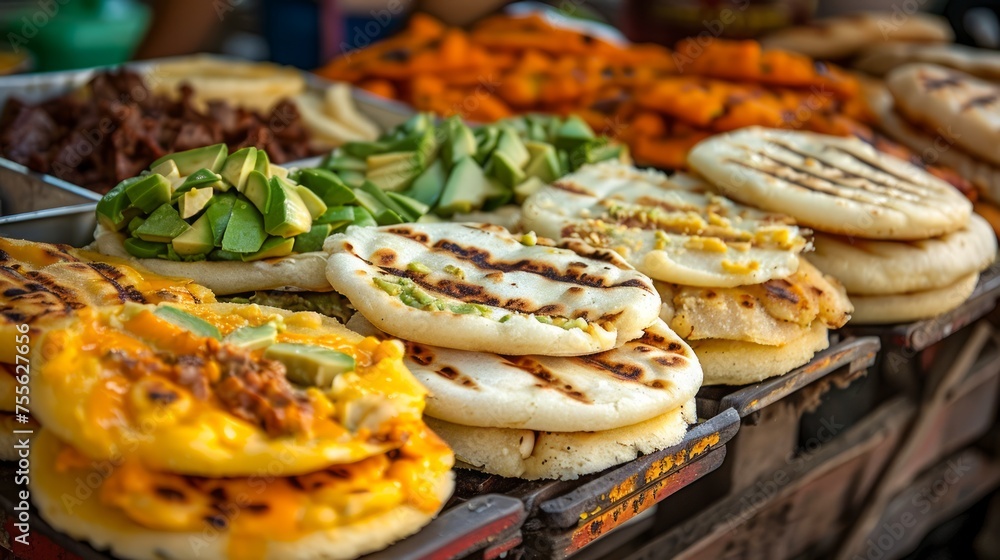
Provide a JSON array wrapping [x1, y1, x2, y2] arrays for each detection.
[[500, 355, 592, 403]]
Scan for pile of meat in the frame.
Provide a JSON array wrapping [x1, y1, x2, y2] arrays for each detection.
[[0, 70, 322, 194]]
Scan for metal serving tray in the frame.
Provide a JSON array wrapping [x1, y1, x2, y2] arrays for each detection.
[[0, 157, 98, 245]]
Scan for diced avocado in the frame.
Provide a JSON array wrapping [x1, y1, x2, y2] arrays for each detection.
[[442, 117, 476, 166], [387, 129, 437, 162], [365, 155, 422, 192], [265, 342, 355, 387], [525, 140, 553, 160], [244, 170, 272, 215], [350, 206, 378, 228], [171, 214, 215, 256], [402, 158, 446, 207], [205, 193, 237, 247], [208, 248, 243, 261], [386, 192, 430, 219], [264, 176, 313, 238], [400, 113, 433, 135], [298, 169, 357, 205], [484, 181, 513, 210], [474, 126, 500, 164], [322, 154, 367, 173], [488, 151, 526, 189], [253, 149, 270, 176], [315, 205, 355, 229], [293, 224, 333, 253], [352, 189, 389, 217], [97, 176, 143, 231], [295, 185, 328, 220], [221, 147, 258, 192], [151, 144, 228, 176], [339, 170, 366, 188], [222, 198, 268, 253], [417, 212, 443, 223], [375, 208, 405, 225], [514, 176, 546, 203], [271, 165, 289, 179], [134, 204, 191, 243], [526, 119, 548, 142], [127, 216, 145, 234], [494, 128, 530, 168], [524, 146, 562, 183], [358, 181, 416, 221], [570, 140, 625, 169], [150, 159, 180, 181], [241, 236, 295, 261], [224, 324, 278, 350], [367, 151, 419, 171], [123, 237, 167, 258], [154, 306, 222, 339], [343, 140, 389, 159], [558, 150, 571, 176], [175, 168, 225, 195], [178, 187, 214, 219], [555, 115, 595, 152], [436, 157, 505, 217], [125, 173, 172, 214]]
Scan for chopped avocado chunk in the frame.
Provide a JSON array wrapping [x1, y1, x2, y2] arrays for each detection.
[[350, 206, 377, 228], [221, 198, 268, 253], [125, 173, 172, 214], [150, 159, 180, 181], [402, 158, 445, 207], [205, 193, 237, 247], [264, 343, 355, 388], [178, 187, 214, 219], [494, 128, 530, 168], [443, 117, 477, 166], [154, 306, 222, 339], [358, 180, 415, 220], [365, 156, 422, 192], [555, 115, 595, 152], [436, 157, 505, 217], [375, 208, 405, 225], [224, 324, 278, 350], [293, 224, 333, 253], [386, 192, 429, 219], [524, 146, 562, 184], [241, 236, 295, 261], [264, 176, 313, 238], [338, 170, 366, 188], [123, 238, 167, 258], [172, 214, 214, 256], [151, 144, 228, 176], [134, 204, 191, 243], [474, 127, 500, 164], [315, 205, 354, 229], [298, 168, 357, 206], [488, 151, 526, 189], [322, 154, 367, 173], [343, 140, 389, 159], [295, 185, 328, 220], [253, 149, 270, 176], [367, 150, 420, 170], [271, 165, 289, 179], [221, 147, 258, 192], [352, 189, 388, 217], [96, 176, 143, 231], [208, 248, 243, 261], [570, 140, 625, 169], [127, 216, 145, 234], [243, 170, 271, 214], [175, 168, 225, 194]]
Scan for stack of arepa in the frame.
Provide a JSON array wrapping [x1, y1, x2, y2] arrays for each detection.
[[323, 223, 702, 480], [688, 127, 996, 325], [520, 162, 852, 386], [871, 63, 1000, 207]]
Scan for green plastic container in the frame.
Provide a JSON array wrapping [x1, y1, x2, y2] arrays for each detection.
[[5, 0, 150, 71]]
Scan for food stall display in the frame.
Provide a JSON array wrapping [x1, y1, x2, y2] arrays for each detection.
[[1, 7, 1000, 560]]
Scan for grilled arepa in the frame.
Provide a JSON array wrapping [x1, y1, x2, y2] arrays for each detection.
[[520, 162, 808, 288], [656, 259, 852, 346], [31, 302, 434, 477], [687, 127, 972, 239], [33, 423, 453, 560], [0, 237, 214, 363], [325, 223, 661, 356]]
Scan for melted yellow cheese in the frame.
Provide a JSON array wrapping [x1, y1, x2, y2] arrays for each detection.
[[33, 304, 431, 477]]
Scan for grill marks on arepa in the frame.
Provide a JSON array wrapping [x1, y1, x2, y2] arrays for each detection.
[[728, 139, 947, 208]]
